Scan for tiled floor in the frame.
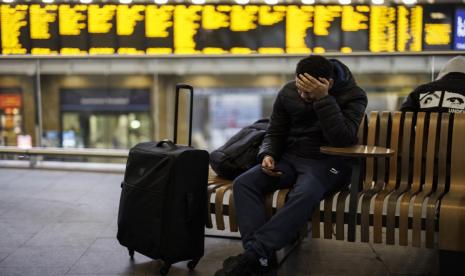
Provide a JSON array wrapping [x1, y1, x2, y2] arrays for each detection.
[[0, 168, 439, 275]]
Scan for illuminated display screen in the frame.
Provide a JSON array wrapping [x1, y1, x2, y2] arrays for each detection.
[[174, 5, 202, 54], [455, 8, 465, 50], [87, 4, 117, 54], [0, 4, 463, 55], [117, 5, 145, 54], [370, 5, 396, 53], [422, 5, 453, 50], [341, 5, 369, 53], [30, 4, 59, 54], [258, 5, 286, 54], [286, 5, 313, 54], [145, 5, 174, 54], [313, 5, 342, 53], [198, 5, 231, 54], [59, 4, 88, 54], [1, 4, 30, 54], [397, 5, 422, 52], [229, 5, 259, 54]]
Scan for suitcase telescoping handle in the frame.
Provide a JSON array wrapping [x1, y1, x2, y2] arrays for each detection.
[[174, 84, 194, 146]]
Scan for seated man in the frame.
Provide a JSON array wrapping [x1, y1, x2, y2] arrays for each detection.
[[401, 56, 465, 112], [215, 55, 367, 276]]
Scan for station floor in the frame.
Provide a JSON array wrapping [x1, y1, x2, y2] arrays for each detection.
[[0, 168, 438, 276]]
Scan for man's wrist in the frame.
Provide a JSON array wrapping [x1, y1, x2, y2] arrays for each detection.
[[314, 94, 330, 101]]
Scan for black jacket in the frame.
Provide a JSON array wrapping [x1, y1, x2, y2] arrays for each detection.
[[258, 59, 367, 161], [401, 72, 465, 113]]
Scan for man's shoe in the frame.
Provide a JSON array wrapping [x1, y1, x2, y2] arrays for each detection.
[[250, 256, 278, 276], [251, 265, 277, 276], [214, 251, 258, 276]]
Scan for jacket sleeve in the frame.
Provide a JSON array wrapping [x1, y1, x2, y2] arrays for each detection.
[[257, 93, 290, 162], [313, 89, 367, 147], [400, 90, 420, 112]]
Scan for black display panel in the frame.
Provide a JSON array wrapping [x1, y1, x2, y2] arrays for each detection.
[[145, 5, 174, 54], [197, 5, 231, 54], [341, 5, 369, 52], [423, 5, 453, 50], [29, 4, 59, 54], [313, 5, 342, 53], [286, 5, 313, 54], [257, 5, 286, 54], [0, 4, 463, 55], [87, 4, 117, 54], [1, 4, 30, 54], [229, 5, 259, 54], [370, 5, 396, 52], [116, 5, 145, 54], [397, 5, 423, 52], [173, 5, 202, 54], [59, 4, 88, 54]]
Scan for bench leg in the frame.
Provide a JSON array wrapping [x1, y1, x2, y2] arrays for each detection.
[[348, 158, 362, 242]]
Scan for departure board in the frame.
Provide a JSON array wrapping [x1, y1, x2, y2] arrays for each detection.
[[313, 5, 342, 53], [117, 5, 145, 54], [173, 5, 202, 54], [87, 4, 117, 54], [286, 5, 313, 54], [397, 6, 422, 52], [341, 6, 369, 53], [145, 5, 174, 54], [1, 4, 30, 54], [198, 5, 231, 54], [1, 4, 465, 56], [423, 5, 453, 50], [229, 5, 259, 54], [59, 4, 88, 54], [370, 5, 396, 52], [258, 5, 286, 54], [30, 4, 59, 54]]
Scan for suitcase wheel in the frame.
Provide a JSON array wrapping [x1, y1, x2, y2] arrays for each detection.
[[187, 258, 200, 270], [128, 249, 134, 259], [160, 263, 171, 275]]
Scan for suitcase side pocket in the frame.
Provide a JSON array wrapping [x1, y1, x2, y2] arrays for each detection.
[[117, 182, 164, 259]]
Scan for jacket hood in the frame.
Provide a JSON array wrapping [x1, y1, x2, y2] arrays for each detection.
[[436, 56, 465, 80], [329, 59, 356, 92]]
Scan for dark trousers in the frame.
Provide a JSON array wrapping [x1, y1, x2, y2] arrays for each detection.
[[233, 153, 351, 259]]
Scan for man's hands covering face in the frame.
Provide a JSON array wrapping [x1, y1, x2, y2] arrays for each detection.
[[295, 73, 331, 101]]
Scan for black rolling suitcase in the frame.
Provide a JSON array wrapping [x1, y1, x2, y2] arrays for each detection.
[[117, 84, 209, 275]]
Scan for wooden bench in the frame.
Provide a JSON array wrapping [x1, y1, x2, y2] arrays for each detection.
[[206, 112, 465, 257]]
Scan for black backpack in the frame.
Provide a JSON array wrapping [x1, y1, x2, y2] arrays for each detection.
[[209, 118, 269, 180]]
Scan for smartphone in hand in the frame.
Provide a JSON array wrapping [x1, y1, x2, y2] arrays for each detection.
[[261, 166, 283, 177]]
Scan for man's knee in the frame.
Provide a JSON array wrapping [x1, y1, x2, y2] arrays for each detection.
[[292, 183, 325, 204], [233, 166, 267, 193]]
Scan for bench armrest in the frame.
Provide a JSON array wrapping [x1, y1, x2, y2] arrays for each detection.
[[320, 145, 395, 158]]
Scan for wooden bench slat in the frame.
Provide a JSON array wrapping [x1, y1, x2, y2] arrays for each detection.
[[215, 184, 233, 230], [412, 112, 439, 247], [361, 112, 389, 242], [373, 112, 402, 243], [439, 113, 465, 251], [399, 112, 427, 245], [426, 113, 450, 248], [386, 112, 414, 245]]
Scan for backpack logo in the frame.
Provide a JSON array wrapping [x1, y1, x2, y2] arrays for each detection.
[[330, 168, 339, 175]]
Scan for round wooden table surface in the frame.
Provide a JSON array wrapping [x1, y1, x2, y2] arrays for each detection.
[[320, 145, 395, 158]]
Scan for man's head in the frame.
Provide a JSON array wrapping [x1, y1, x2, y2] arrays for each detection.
[[295, 55, 334, 102], [295, 55, 334, 80]]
